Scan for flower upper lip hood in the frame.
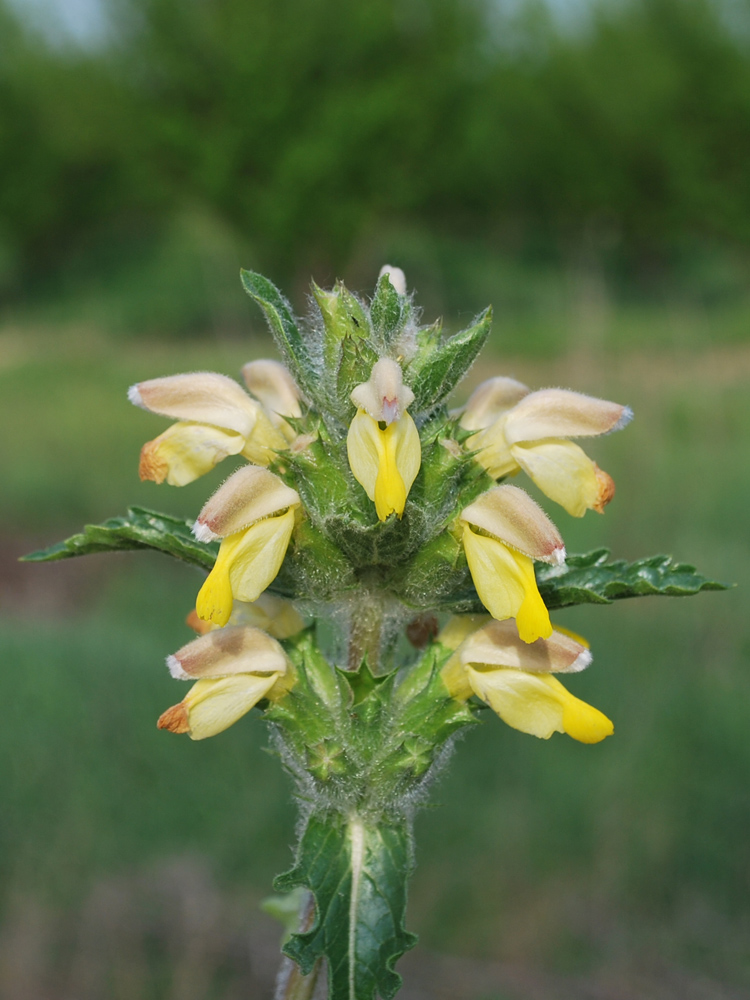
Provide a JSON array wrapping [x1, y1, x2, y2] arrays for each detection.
[[193, 464, 300, 543]]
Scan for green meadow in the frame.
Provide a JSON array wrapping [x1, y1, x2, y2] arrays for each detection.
[[1, 290, 747, 998]]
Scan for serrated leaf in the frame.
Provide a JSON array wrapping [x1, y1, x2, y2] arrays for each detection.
[[408, 308, 491, 413], [241, 269, 316, 395], [537, 549, 729, 609], [275, 814, 417, 1000], [22, 506, 218, 571]]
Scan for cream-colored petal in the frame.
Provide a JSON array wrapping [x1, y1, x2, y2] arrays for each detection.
[[158, 672, 281, 740], [139, 421, 245, 486], [167, 626, 288, 680], [459, 377, 530, 431], [378, 264, 407, 296], [228, 509, 296, 603], [346, 409, 382, 502], [466, 667, 613, 743], [128, 372, 259, 437], [241, 406, 293, 459], [196, 509, 296, 626], [438, 617, 492, 701], [440, 653, 474, 701], [460, 484, 565, 564], [350, 358, 415, 424], [462, 524, 552, 643], [512, 439, 615, 517], [194, 464, 299, 541], [241, 360, 302, 419], [391, 411, 421, 497], [228, 594, 305, 639], [459, 619, 591, 673], [466, 416, 518, 479], [503, 388, 632, 445]]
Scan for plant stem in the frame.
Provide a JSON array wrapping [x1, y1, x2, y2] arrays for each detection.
[[273, 892, 324, 1000], [347, 588, 384, 671]]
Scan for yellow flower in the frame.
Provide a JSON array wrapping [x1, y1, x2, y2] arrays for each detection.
[[461, 381, 631, 517], [347, 358, 421, 520], [460, 484, 565, 643], [129, 362, 301, 486], [193, 465, 300, 627], [157, 625, 293, 740], [440, 617, 612, 744]]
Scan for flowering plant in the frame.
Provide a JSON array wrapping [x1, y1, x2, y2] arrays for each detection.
[[28, 266, 724, 999]]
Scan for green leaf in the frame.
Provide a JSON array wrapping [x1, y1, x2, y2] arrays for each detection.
[[369, 272, 406, 345], [538, 549, 729, 609], [275, 813, 417, 1000], [21, 506, 217, 571], [240, 269, 316, 394], [408, 307, 491, 413]]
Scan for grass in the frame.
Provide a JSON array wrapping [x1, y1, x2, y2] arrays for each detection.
[[1, 307, 748, 997]]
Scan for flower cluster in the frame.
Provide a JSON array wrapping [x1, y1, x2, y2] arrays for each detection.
[[129, 265, 631, 745]]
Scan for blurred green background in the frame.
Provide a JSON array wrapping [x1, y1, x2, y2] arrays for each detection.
[[1, 0, 748, 997]]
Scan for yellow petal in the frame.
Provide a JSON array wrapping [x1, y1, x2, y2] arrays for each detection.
[[460, 377, 529, 432], [158, 672, 281, 740], [241, 407, 291, 462], [346, 409, 381, 501], [437, 614, 492, 652], [229, 593, 305, 639], [462, 524, 552, 642], [139, 421, 246, 486], [347, 410, 421, 520], [466, 667, 613, 743], [511, 439, 615, 517], [196, 509, 295, 626]]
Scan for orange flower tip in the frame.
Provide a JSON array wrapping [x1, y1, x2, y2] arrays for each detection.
[[185, 609, 212, 634], [127, 383, 144, 408], [138, 440, 168, 484], [593, 466, 616, 513], [166, 654, 190, 680], [157, 703, 190, 734], [192, 519, 219, 543], [612, 405, 634, 432]]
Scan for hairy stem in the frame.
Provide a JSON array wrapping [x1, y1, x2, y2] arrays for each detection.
[[347, 589, 384, 671]]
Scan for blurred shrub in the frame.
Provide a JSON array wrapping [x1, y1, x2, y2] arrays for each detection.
[[3, 0, 750, 330]]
